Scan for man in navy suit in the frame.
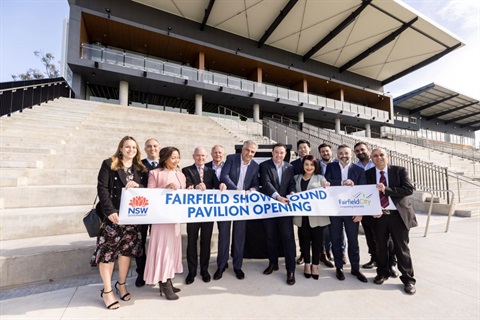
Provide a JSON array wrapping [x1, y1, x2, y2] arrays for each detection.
[[205, 145, 225, 184], [366, 148, 417, 295], [260, 143, 297, 285], [216, 140, 259, 280], [324, 144, 368, 283], [182, 147, 226, 284], [136, 138, 160, 287]]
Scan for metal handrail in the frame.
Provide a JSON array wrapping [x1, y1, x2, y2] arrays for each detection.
[[0, 78, 72, 117], [416, 183, 455, 237]]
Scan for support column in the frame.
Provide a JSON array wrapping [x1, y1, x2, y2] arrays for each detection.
[[195, 94, 203, 116], [365, 123, 371, 138], [335, 118, 341, 134], [253, 103, 260, 122], [119, 81, 129, 106], [298, 111, 305, 131]]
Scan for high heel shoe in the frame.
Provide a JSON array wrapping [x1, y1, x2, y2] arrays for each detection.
[[159, 279, 179, 300], [115, 281, 131, 301], [304, 264, 312, 279], [167, 279, 181, 293], [312, 264, 319, 280], [100, 289, 119, 310]]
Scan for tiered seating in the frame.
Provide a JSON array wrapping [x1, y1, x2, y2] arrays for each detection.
[[0, 98, 249, 288]]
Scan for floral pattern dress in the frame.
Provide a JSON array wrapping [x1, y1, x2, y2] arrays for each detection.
[[90, 166, 143, 266]]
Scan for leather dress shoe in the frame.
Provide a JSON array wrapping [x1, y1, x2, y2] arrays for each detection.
[[389, 264, 400, 278], [320, 253, 334, 268], [336, 268, 345, 281], [326, 251, 333, 261], [135, 275, 146, 287], [351, 269, 368, 283], [404, 283, 416, 295], [362, 259, 377, 269], [296, 257, 304, 265], [263, 265, 279, 275], [185, 273, 195, 285], [374, 275, 388, 285], [234, 268, 245, 280], [201, 271, 211, 283], [213, 267, 226, 280], [286, 273, 296, 285]]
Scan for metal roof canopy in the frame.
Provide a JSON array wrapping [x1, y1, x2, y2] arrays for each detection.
[[393, 83, 480, 129], [132, 0, 464, 85]]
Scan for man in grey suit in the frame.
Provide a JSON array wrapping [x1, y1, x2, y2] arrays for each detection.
[[366, 148, 417, 295], [260, 143, 297, 285], [215, 140, 259, 280]]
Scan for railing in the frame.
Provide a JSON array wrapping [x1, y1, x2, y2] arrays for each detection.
[[392, 135, 480, 162], [211, 106, 274, 144], [263, 117, 451, 202], [0, 78, 72, 117], [80, 43, 390, 122]]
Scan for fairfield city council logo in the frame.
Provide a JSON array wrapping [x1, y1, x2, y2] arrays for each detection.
[[128, 196, 149, 216], [338, 192, 373, 208]]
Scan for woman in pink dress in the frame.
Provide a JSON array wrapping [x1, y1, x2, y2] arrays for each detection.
[[144, 146, 188, 300]]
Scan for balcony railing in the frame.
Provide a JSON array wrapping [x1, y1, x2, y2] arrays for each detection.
[[80, 43, 390, 122]]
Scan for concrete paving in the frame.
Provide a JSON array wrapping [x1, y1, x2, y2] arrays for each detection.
[[1, 213, 479, 319]]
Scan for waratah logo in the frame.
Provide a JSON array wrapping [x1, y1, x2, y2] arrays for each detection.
[[128, 196, 149, 216]]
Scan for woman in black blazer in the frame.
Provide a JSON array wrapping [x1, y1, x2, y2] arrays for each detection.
[[90, 136, 148, 310]]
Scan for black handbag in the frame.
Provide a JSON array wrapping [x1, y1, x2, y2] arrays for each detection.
[[83, 196, 105, 237]]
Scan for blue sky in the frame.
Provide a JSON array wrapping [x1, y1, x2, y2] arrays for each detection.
[[0, 1, 478, 118]]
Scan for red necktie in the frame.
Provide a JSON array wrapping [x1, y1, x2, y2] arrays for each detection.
[[379, 171, 389, 208]]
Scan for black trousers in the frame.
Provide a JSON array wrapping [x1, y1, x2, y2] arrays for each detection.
[[374, 210, 415, 285], [298, 217, 324, 265], [263, 216, 296, 273], [186, 222, 214, 275], [135, 224, 149, 278], [363, 216, 396, 265]]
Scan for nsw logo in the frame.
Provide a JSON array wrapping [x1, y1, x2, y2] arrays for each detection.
[[128, 196, 149, 216]]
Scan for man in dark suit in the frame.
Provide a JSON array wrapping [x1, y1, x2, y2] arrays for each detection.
[[136, 138, 160, 287], [324, 144, 368, 283], [182, 147, 226, 284], [260, 143, 297, 285], [366, 148, 417, 295], [217, 140, 259, 280]]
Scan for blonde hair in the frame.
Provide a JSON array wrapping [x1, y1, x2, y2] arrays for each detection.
[[110, 136, 147, 172]]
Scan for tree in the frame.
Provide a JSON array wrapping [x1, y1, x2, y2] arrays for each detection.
[[11, 51, 60, 81]]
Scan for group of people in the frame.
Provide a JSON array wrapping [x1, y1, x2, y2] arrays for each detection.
[[91, 135, 418, 310]]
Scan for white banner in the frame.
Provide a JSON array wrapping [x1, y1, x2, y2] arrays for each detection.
[[118, 185, 382, 224]]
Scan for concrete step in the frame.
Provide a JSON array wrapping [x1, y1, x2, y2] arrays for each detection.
[[0, 147, 55, 155], [0, 184, 96, 209], [0, 205, 91, 240], [0, 160, 43, 169], [0, 225, 219, 288]]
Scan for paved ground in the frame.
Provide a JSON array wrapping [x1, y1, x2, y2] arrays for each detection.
[[1, 213, 479, 319]]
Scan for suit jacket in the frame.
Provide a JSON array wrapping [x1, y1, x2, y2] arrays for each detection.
[[142, 158, 158, 171], [259, 159, 295, 197], [290, 157, 321, 176], [293, 174, 330, 228], [365, 165, 418, 230], [220, 153, 259, 191], [205, 161, 223, 185], [324, 162, 366, 186], [182, 164, 219, 189], [97, 159, 148, 216]]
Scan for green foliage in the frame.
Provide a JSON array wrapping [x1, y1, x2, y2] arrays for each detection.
[[11, 51, 60, 81]]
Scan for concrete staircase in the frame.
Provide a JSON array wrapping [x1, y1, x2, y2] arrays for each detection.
[[0, 98, 252, 288]]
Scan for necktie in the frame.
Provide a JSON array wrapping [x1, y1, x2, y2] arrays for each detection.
[[379, 171, 389, 208], [199, 167, 204, 182], [152, 161, 158, 168]]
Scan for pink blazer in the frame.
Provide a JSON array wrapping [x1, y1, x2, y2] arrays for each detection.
[[148, 168, 186, 189]]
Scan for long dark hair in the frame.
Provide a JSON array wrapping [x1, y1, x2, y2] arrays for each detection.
[[159, 146, 181, 169]]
